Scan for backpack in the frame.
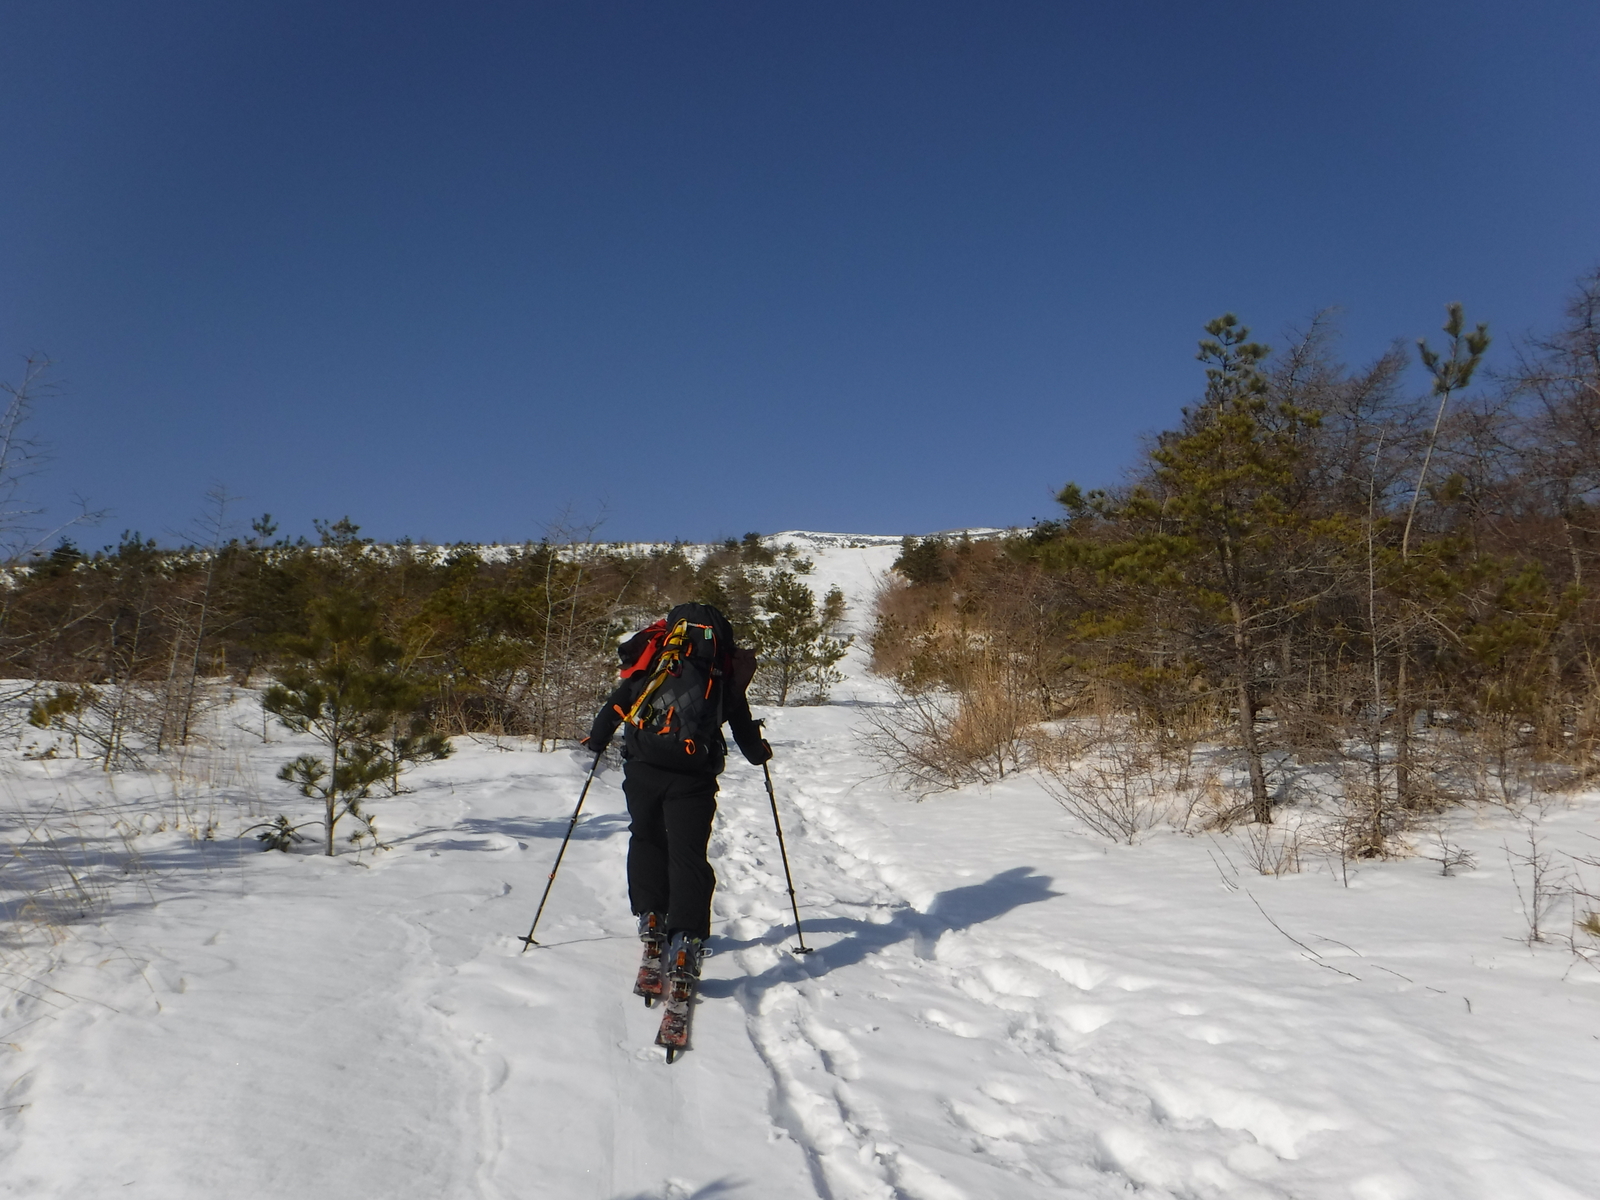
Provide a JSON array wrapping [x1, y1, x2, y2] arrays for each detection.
[[615, 603, 741, 770]]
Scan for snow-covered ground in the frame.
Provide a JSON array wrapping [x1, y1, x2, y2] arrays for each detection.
[[2, 535, 1599, 1199]]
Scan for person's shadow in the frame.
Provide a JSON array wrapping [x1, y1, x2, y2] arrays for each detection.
[[698, 865, 1058, 1000]]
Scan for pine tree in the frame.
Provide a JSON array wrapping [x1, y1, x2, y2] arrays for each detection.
[[1058, 315, 1320, 822], [893, 536, 950, 586], [263, 589, 450, 855], [1389, 305, 1491, 808], [748, 571, 851, 705]]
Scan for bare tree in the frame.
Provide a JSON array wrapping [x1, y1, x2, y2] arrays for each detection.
[[0, 356, 106, 561]]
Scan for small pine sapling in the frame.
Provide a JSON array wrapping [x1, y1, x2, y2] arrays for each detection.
[[244, 814, 315, 852], [263, 589, 451, 855], [748, 572, 852, 705]]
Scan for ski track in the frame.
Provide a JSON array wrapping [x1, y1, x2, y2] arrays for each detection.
[[3, 535, 1600, 1198]]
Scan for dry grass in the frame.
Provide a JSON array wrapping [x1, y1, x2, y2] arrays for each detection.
[[1035, 733, 1171, 844], [859, 660, 1039, 795], [0, 789, 120, 947], [1237, 818, 1303, 877]]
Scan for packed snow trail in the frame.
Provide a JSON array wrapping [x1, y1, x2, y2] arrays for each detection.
[[2, 533, 1599, 1198]]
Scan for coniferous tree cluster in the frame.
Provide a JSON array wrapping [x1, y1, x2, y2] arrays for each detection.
[[0, 520, 848, 784], [744, 569, 851, 706], [871, 269, 1600, 849]]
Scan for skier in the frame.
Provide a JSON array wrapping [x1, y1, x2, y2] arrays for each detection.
[[581, 602, 770, 1048]]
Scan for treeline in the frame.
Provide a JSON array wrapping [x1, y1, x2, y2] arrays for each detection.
[[870, 269, 1600, 850], [2, 518, 849, 768]]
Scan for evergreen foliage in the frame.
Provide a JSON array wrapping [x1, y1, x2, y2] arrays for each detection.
[[871, 273, 1600, 843], [7, 269, 1599, 855], [892, 536, 950, 585], [0, 521, 854, 800], [746, 570, 851, 706], [1054, 314, 1321, 821], [263, 589, 451, 856]]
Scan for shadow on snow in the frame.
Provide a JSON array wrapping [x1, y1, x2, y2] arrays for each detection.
[[418, 811, 631, 847], [609, 1179, 747, 1200], [698, 865, 1059, 1000]]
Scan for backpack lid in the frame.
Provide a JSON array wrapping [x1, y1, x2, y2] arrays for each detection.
[[617, 604, 738, 682], [664, 602, 737, 653]]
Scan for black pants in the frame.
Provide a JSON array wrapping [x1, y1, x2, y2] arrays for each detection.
[[621, 760, 719, 940]]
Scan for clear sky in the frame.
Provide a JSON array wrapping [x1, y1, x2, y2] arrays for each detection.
[[3, 1, 1596, 547]]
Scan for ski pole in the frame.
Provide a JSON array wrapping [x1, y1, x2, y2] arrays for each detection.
[[519, 751, 602, 952], [759, 750, 813, 955]]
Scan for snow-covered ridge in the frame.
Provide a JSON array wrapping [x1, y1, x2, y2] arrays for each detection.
[[765, 528, 1011, 550], [466, 527, 1012, 557], [2, 529, 1013, 580]]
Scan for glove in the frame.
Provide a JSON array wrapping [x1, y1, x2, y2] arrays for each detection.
[[744, 738, 772, 766], [581, 734, 609, 755]]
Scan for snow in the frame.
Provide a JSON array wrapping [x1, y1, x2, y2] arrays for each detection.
[[2, 538, 1600, 1198]]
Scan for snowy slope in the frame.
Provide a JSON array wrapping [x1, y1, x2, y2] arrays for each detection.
[[1, 536, 1599, 1199]]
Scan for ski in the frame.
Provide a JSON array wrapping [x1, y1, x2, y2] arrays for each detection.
[[654, 971, 696, 1062], [633, 912, 666, 1007], [655, 935, 704, 1063], [633, 939, 664, 1006]]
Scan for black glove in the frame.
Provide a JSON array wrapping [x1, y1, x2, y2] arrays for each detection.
[[744, 738, 772, 766], [581, 734, 609, 755]]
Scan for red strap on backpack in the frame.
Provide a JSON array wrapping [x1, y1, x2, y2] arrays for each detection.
[[619, 620, 669, 679]]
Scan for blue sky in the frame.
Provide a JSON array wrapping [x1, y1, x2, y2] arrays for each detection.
[[2, 1, 1596, 547]]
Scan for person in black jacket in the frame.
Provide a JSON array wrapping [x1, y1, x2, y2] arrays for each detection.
[[582, 602, 770, 972]]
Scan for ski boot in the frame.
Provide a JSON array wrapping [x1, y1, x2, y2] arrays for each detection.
[[633, 911, 666, 1006], [655, 931, 704, 1062]]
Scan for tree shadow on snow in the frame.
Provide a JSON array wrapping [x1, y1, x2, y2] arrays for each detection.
[[698, 866, 1058, 1001], [609, 1180, 746, 1200], [439, 811, 630, 844]]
